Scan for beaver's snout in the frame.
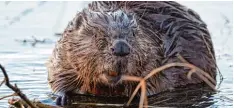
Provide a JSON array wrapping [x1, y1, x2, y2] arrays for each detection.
[[103, 70, 121, 84], [104, 60, 124, 84], [111, 40, 130, 57]]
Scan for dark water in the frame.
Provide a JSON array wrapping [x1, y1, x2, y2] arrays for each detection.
[[0, 1, 232, 108]]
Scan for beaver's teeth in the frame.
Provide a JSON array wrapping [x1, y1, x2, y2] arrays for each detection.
[[108, 71, 118, 77]]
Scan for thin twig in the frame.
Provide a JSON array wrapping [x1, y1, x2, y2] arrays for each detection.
[[121, 75, 147, 108], [0, 93, 17, 100], [151, 98, 172, 104], [177, 54, 216, 85], [126, 60, 217, 106], [140, 80, 146, 108], [126, 81, 141, 105], [73, 102, 124, 107], [143, 63, 216, 88], [177, 54, 189, 63], [200, 31, 223, 88], [0, 64, 38, 108], [8, 98, 61, 108], [0, 78, 5, 87], [186, 69, 196, 80]]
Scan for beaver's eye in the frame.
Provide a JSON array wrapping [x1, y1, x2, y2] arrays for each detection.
[[132, 32, 135, 37], [96, 38, 107, 50], [94, 34, 97, 38]]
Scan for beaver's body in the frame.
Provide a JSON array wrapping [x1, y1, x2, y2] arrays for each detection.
[[47, 1, 216, 102]]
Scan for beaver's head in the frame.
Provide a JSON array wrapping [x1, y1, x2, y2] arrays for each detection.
[[66, 9, 159, 91]]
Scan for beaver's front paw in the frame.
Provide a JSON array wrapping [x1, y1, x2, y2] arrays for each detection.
[[55, 93, 73, 106]]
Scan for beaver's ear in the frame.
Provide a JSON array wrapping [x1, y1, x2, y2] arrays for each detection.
[[81, 9, 90, 24], [80, 9, 96, 29], [73, 12, 84, 29], [65, 12, 84, 31], [81, 9, 110, 30]]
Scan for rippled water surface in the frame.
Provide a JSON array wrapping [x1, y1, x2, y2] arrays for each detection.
[[0, 1, 232, 108]]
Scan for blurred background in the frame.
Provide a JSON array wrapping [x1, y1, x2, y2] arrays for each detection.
[[0, 1, 232, 108]]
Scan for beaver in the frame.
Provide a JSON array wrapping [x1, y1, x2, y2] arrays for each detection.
[[46, 1, 217, 106]]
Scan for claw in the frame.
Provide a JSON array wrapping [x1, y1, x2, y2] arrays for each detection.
[[55, 96, 62, 106], [55, 92, 73, 106]]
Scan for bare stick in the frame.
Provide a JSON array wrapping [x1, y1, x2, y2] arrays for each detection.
[[0, 64, 38, 108], [177, 54, 216, 85], [177, 54, 189, 63], [193, 71, 216, 90], [8, 98, 62, 108], [139, 80, 146, 108], [187, 69, 196, 80], [178, 55, 216, 89], [0, 93, 17, 100], [144, 63, 216, 90], [126, 81, 142, 106], [122, 75, 147, 108], [0, 78, 5, 87], [144, 94, 148, 108], [126, 62, 217, 106]]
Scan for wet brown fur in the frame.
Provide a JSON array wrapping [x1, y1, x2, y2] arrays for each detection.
[[46, 1, 216, 96]]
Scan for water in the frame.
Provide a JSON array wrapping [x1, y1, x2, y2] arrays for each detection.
[[0, 1, 232, 108]]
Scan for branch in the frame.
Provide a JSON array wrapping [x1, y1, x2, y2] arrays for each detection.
[[0, 93, 17, 100], [124, 54, 217, 107], [8, 98, 62, 108], [0, 78, 5, 87], [0, 64, 38, 108], [121, 75, 147, 108]]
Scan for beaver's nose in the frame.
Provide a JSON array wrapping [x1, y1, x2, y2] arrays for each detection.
[[111, 40, 130, 56]]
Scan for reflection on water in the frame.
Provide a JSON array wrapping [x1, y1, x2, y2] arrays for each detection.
[[0, 1, 232, 108]]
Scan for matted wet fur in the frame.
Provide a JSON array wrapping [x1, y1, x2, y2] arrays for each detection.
[[46, 1, 216, 97]]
